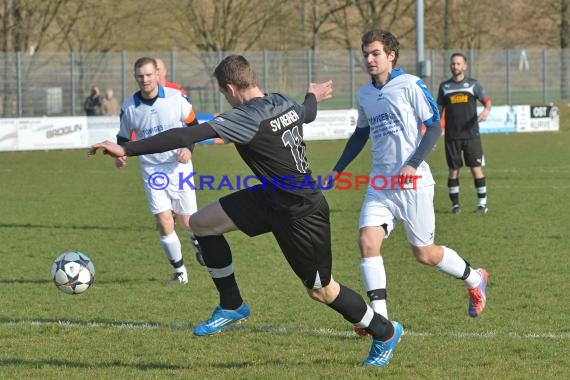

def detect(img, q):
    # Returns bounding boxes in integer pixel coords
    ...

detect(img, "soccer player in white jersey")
[325,30,489,330]
[116,57,202,285]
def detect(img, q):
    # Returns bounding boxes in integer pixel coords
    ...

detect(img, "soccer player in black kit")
[89,55,403,367]
[438,53,492,214]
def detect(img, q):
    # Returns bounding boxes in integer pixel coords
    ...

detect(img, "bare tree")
[303,0,354,51]
[1,0,69,116]
[442,0,451,50]
[162,0,288,110]
[48,0,150,113]
[326,0,416,52]
[170,0,286,52]
[1,0,67,54]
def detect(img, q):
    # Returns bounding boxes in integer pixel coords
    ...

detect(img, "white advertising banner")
[17,117,89,151]
[0,118,19,151]
[303,109,357,141]
[477,105,518,134]
[517,105,560,132]
[0,106,561,154]
[86,116,120,146]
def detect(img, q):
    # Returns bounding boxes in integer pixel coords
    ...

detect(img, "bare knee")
[411,244,443,266]
[177,215,191,231]
[359,226,385,258]
[189,214,208,235]
[306,279,340,304]
[156,212,175,236]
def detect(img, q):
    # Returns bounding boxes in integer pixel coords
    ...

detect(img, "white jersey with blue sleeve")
[356,68,439,188]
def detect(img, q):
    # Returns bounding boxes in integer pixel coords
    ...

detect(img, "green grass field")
[1,111,569,379]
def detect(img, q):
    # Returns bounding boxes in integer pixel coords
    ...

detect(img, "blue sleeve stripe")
[416,79,440,126]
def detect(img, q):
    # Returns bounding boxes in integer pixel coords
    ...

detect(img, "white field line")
[3,319,570,340]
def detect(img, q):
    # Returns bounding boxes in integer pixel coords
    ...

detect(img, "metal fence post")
[70,51,76,116]
[349,49,354,109]
[543,48,548,104]
[263,50,269,92]
[121,51,126,104]
[468,49,474,78]
[171,50,176,83]
[216,51,223,112]
[307,49,312,84]
[506,49,511,105]
[16,51,22,117]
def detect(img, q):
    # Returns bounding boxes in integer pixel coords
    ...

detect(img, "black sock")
[196,235,243,310]
[448,178,459,205]
[170,258,184,269]
[474,177,487,204]
[327,284,393,341]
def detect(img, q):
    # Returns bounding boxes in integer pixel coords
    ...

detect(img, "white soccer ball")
[51,251,95,294]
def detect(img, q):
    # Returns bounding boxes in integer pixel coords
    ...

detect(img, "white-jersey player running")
[116,56,203,285]
[326,29,489,331]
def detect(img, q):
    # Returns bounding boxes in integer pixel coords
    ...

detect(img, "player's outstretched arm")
[90,123,218,158]
[307,80,333,103]
[88,141,126,158]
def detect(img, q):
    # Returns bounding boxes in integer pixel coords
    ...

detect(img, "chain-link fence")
[1,48,568,117]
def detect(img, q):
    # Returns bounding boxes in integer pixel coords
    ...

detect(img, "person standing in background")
[155,58,188,95]
[437,53,492,214]
[101,88,120,116]
[84,85,102,116]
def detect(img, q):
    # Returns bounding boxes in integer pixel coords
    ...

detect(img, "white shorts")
[359,186,435,247]
[142,161,198,216]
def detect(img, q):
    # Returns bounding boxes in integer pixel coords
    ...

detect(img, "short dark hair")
[134,57,157,72]
[213,55,257,91]
[450,52,467,63]
[361,29,400,67]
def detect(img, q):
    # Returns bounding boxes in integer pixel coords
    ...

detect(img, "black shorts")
[445,138,484,169]
[219,185,332,289]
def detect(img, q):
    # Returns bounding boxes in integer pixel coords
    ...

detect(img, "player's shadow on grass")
[0,278,161,285]
[0,357,339,370]
[0,222,153,231]
[0,316,356,341]
[0,358,191,371]
[0,316,195,330]
[0,279,51,284]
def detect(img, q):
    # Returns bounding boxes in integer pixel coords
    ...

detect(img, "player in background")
[156,58,188,95]
[116,57,202,285]
[129,58,188,140]
[324,30,489,329]
[90,54,404,367]
[437,53,492,214]
[155,57,204,265]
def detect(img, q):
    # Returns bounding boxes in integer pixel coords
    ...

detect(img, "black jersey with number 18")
[206,93,322,209]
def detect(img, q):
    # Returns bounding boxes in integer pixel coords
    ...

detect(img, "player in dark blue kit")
[89,55,403,367]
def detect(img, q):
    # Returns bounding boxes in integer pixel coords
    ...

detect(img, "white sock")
[436,246,481,288]
[436,246,468,279]
[159,232,183,270]
[464,268,482,289]
[476,187,487,206]
[360,256,388,319]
